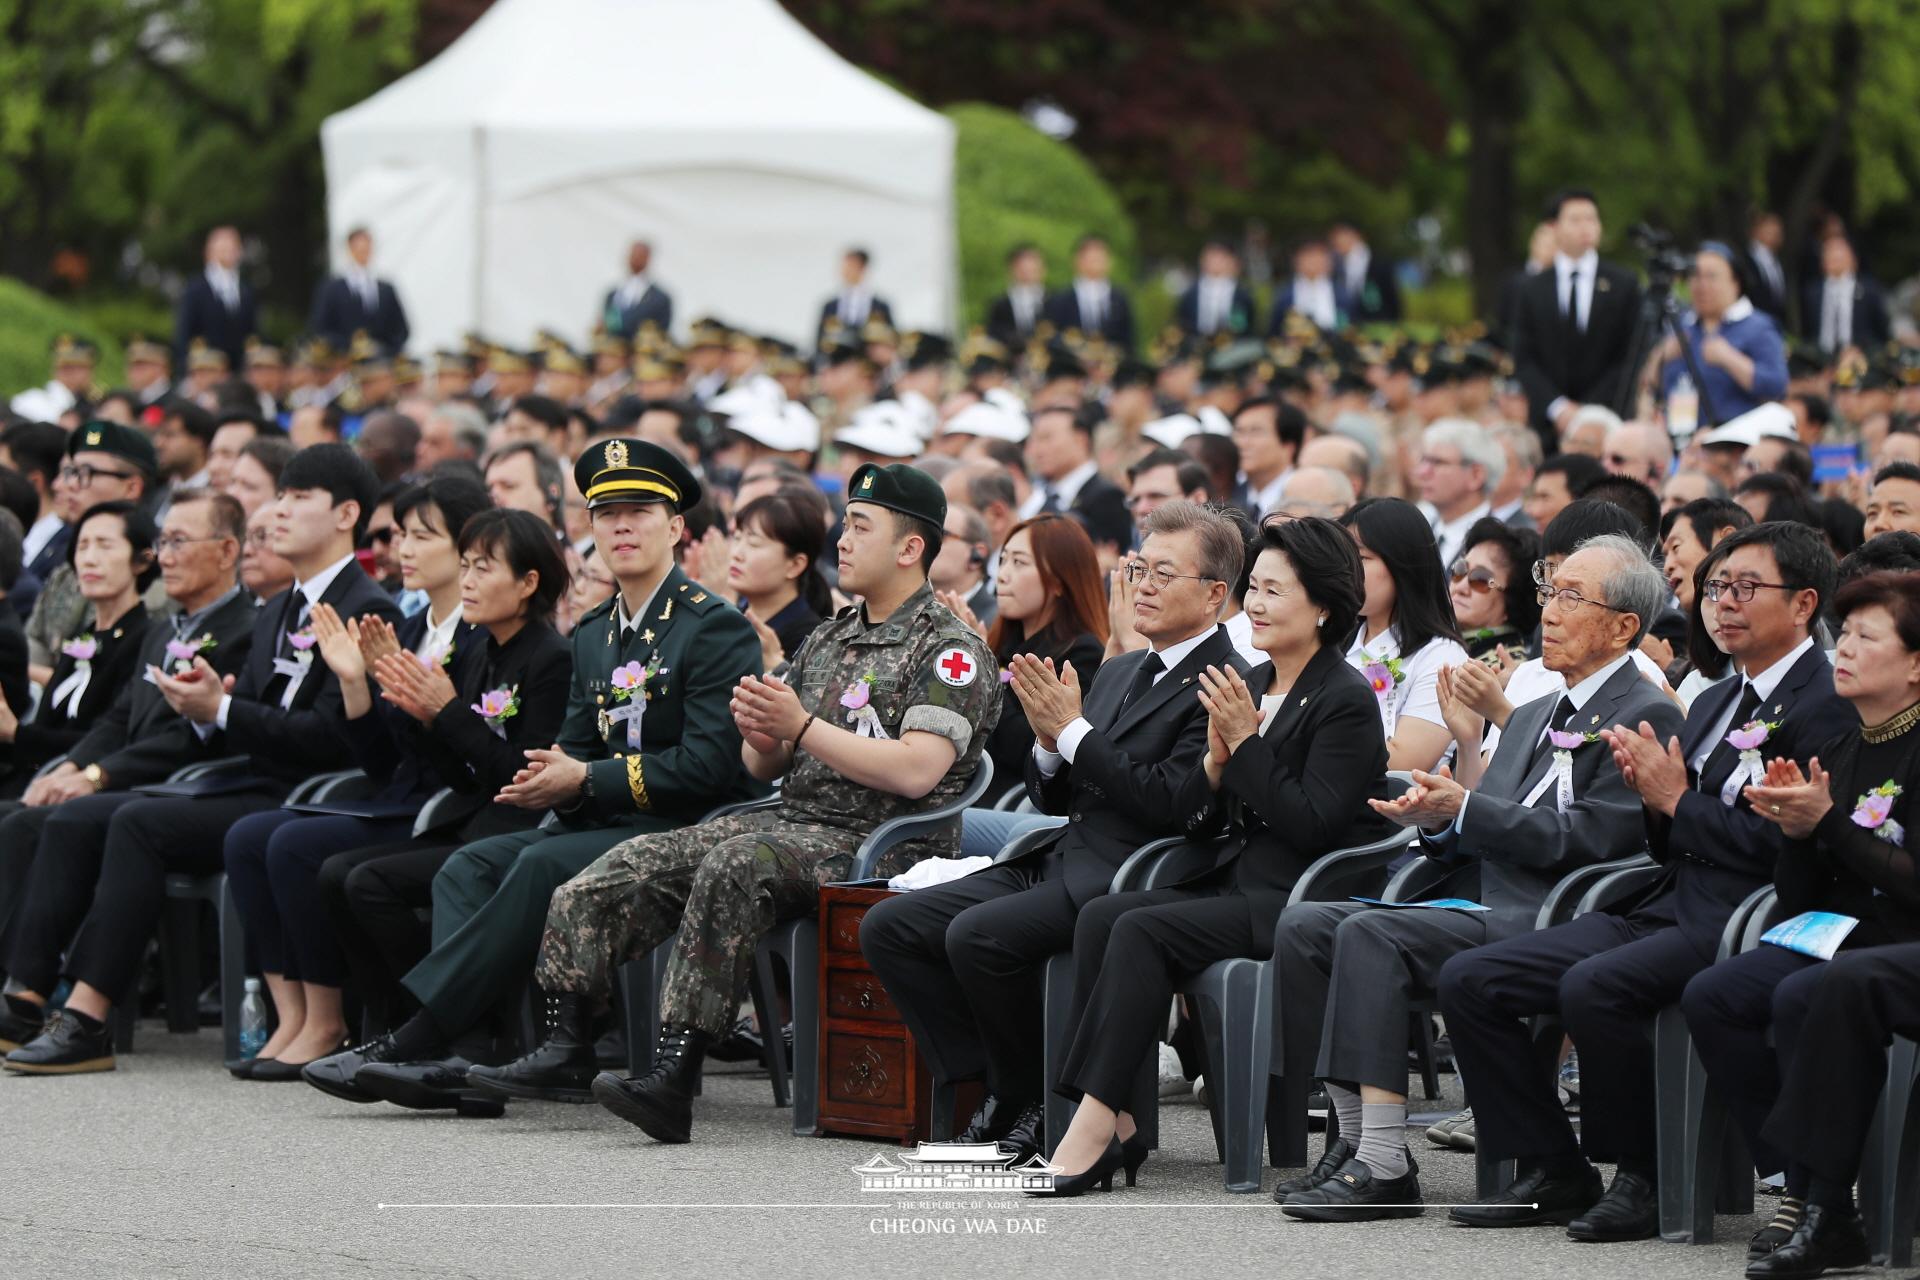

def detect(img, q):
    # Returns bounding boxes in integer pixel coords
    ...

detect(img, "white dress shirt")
[1553,250,1599,332]
[617,272,654,310]
[1197,276,1236,333]
[1343,245,1372,300]
[1019,459,1099,520]
[1073,278,1111,332]
[207,265,241,312]
[22,513,63,565]
[1009,283,1043,334]
[345,267,379,312]
[209,551,357,732]
[1034,623,1219,775]
[1749,242,1784,298]
[1820,275,1856,352]
[417,603,464,663]
[1237,469,1290,522]
[1427,500,1492,568]
[1291,276,1338,330]
[837,287,872,328]
[1457,650,1635,831]
[1689,636,1818,773]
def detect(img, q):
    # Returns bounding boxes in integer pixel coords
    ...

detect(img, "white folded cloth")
[887,855,993,892]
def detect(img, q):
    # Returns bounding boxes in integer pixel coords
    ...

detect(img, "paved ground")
[1,1022,1894,1279]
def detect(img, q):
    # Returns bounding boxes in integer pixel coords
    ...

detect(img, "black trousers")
[1762,943,1920,1187]
[1437,912,1715,1166]
[0,800,47,968]
[860,860,1079,1100]
[4,790,147,994]
[317,840,456,1033]
[1057,885,1271,1110]
[1680,944,1826,1178]
[1274,900,1488,1094]
[223,810,415,986]
[60,790,282,1005]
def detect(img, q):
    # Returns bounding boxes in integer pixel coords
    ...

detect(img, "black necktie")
[1038,484,1061,515]
[1119,652,1164,713]
[1529,695,1580,771]
[1701,682,1764,787]
[1563,269,1581,336]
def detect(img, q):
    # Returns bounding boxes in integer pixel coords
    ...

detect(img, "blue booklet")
[1761,910,1860,960]
[1351,897,1490,912]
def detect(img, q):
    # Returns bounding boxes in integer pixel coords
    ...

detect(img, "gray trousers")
[1274,900,1488,1095]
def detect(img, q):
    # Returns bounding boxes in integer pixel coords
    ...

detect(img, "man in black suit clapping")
[862,500,1248,1161]
[1510,189,1643,453]
[309,227,410,354]
[1438,522,1852,1241]
[173,225,258,371]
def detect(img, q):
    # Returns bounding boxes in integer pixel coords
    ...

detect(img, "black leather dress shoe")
[1745,1203,1871,1279]
[0,995,45,1052]
[356,1058,507,1117]
[957,1093,1033,1145]
[1273,1136,1355,1202]
[248,1057,317,1082]
[997,1101,1046,1165]
[1448,1162,1603,1228]
[301,1035,406,1103]
[4,1009,114,1074]
[1749,1198,1805,1261]
[1566,1169,1658,1241]
[1280,1153,1423,1221]
[705,1016,765,1064]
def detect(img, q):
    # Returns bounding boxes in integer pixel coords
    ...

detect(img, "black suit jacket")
[217,564,404,788]
[1043,285,1135,351]
[342,618,571,839]
[1420,657,1686,940]
[1624,645,1855,953]
[986,628,1102,793]
[309,276,411,352]
[985,291,1042,350]
[66,589,257,788]
[1339,254,1402,323]
[1018,625,1246,906]
[1800,276,1893,352]
[331,611,473,805]
[14,607,155,776]
[1510,260,1643,443]
[816,295,894,346]
[1742,250,1789,323]
[1174,281,1257,337]
[1169,646,1392,910]
[27,525,69,584]
[0,609,27,739]
[603,284,673,339]
[173,275,259,369]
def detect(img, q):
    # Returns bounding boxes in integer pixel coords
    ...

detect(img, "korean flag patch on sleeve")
[934,646,978,687]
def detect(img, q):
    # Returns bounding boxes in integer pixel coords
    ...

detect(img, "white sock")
[1325,1080,1363,1144]
[1356,1101,1409,1178]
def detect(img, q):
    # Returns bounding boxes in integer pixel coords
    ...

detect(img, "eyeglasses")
[1701,578,1799,604]
[155,534,229,555]
[366,528,396,546]
[1122,561,1219,591]
[1448,559,1503,594]
[58,463,137,487]
[1535,584,1633,615]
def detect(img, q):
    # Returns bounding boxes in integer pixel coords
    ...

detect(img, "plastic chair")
[990,780,1027,811]
[1859,1036,1920,1266]
[1656,884,1777,1243]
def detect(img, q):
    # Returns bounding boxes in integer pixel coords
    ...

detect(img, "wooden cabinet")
[814,884,980,1146]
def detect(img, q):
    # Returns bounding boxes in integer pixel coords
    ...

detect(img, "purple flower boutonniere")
[165,632,216,674]
[471,684,521,738]
[1852,779,1905,846]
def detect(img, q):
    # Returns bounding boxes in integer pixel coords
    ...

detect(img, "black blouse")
[1775,708,1920,948]
[987,626,1103,797]
[14,605,153,774]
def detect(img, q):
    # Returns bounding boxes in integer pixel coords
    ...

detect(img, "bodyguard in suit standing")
[309,226,411,354]
[862,500,1247,1160]
[1330,221,1402,324]
[1802,233,1891,356]
[816,247,893,349]
[173,225,258,371]
[1510,189,1643,452]
[985,243,1048,351]
[1274,535,1682,1220]
[1175,240,1256,339]
[1043,234,1135,352]
[1437,521,1852,1239]
[601,239,673,340]
[0,446,399,1074]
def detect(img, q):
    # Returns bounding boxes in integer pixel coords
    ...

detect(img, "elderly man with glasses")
[1436,521,1852,1242]
[1273,533,1683,1221]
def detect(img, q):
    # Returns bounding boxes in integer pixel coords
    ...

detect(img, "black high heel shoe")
[1119,1133,1149,1186]
[1028,1138,1124,1198]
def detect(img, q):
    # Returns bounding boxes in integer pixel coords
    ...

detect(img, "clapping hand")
[495,745,588,809]
[1008,653,1082,749]
[1197,664,1262,754]
[1600,720,1689,816]
[1448,656,1512,726]
[1436,664,1486,750]
[742,605,786,672]
[149,656,231,724]
[356,614,404,671]
[310,603,364,683]
[373,650,458,723]
[731,673,808,744]
[1744,756,1834,840]
[1105,561,1145,657]
[1368,765,1466,830]
[936,589,987,639]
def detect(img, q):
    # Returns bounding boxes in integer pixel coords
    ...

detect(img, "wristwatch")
[579,764,595,800]
[82,763,105,789]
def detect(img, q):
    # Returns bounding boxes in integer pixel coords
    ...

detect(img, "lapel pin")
[1773,704,1781,714]
[1299,695,1309,706]
[1589,714,1599,725]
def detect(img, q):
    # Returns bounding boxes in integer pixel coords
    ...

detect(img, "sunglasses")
[1448,558,1502,594]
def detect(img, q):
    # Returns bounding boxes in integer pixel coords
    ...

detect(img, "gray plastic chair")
[1859,1036,1920,1266]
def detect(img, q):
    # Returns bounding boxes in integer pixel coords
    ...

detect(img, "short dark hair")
[483,441,562,524]
[69,499,160,591]
[166,489,247,544]
[1260,515,1364,645]
[0,510,21,593]
[1545,186,1599,220]
[1032,404,1088,441]
[1338,498,1461,654]
[735,492,832,617]
[240,435,296,486]
[394,476,493,546]
[1662,497,1752,555]
[1574,474,1660,548]
[1758,438,1815,487]
[0,420,65,488]
[1230,397,1308,451]
[888,509,943,573]
[1072,233,1107,254]
[1873,461,1920,488]
[457,507,570,625]
[1126,447,1213,501]
[1712,520,1839,621]
[1542,498,1646,560]
[1734,472,1819,527]
[1461,516,1544,636]
[1005,242,1040,266]
[511,394,567,433]
[1819,496,1867,558]
[1841,531,1920,582]
[278,443,381,543]
[164,397,217,447]
[1834,571,1920,655]
[1788,391,1832,428]
[845,247,872,267]
[1537,451,1607,496]
[0,467,36,535]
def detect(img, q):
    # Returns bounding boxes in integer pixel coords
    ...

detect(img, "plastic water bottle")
[237,978,269,1060]
[1668,372,1698,440]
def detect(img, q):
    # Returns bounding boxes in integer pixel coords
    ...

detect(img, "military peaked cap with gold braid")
[571,436,701,513]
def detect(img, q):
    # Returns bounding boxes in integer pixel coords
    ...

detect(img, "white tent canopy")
[320,0,955,354]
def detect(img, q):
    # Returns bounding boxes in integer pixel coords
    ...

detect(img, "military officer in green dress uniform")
[463,462,1000,1142]
[303,438,763,1112]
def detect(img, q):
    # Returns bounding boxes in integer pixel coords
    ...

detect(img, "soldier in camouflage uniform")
[469,462,999,1143]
